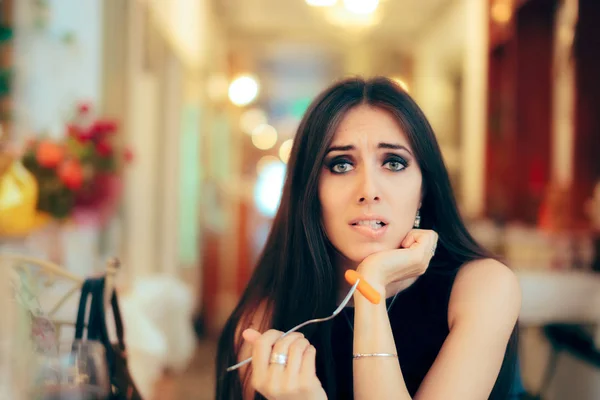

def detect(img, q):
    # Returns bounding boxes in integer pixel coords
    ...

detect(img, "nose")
[357,167,380,204]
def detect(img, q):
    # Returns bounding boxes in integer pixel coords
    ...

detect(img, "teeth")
[357,220,384,229]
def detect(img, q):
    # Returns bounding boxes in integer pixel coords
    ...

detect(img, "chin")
[339,242,394,265]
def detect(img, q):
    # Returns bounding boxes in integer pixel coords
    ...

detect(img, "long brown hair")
[215,76,517,399]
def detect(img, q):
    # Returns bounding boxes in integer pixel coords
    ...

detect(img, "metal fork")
[226,279,360,372]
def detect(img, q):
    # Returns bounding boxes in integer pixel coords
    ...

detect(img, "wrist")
[354,266,386,299]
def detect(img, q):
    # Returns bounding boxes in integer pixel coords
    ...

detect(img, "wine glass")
[31,340,110,400]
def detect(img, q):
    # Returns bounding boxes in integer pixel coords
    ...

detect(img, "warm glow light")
[279,139,294,164]
[251,124,278,150]
[343,0,379,15]
[324,4,381,28]
[240,108,267,135]
[491,1,512,24]
[306,0,337,6]
[256,155,281,175]
[229,75,259,106]
[391,77,410,92]
[254,161,286,218]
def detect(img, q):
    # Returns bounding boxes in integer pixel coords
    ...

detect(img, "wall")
[146,0,209,69]
[108,0,211,282]
[13,0,103,140]
[411,0,488,218]
[113,1,234,329]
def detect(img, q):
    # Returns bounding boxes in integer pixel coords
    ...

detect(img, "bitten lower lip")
[350,223,389,239]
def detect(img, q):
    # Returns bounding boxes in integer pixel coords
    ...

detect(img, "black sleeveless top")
[330,267,460,399]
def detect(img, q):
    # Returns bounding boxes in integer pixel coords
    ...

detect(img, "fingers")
[402,229,429,249]
[402,229,438,268]
[401,232,417,248]
[299,344,318,379]
[258,332,304,396]
[242,328,262,343]
[269,332,305,385]
[408,230,437,250]
[247,330,321,399]
[249,329,283,389]
[285,336,311,375]
[271,332,304,361]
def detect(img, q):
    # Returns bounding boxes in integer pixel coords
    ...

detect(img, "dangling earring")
[414,209,421,228]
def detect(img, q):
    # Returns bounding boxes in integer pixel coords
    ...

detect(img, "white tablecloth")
[518,270,600,346]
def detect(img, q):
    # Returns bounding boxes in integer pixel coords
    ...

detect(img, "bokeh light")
[251,124,278,150]
[256,155,281,175]
[240,108,268,135]
[279,139,294,164]
[343,0,379,15]
[229,75,259,106]
[254,161,286,218]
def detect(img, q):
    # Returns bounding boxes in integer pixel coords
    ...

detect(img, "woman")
[216,77,521,399]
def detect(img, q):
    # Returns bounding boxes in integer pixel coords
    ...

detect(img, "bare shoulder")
[448,258,521,331]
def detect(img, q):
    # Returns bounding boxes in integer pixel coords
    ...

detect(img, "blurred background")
[1,0,599,399]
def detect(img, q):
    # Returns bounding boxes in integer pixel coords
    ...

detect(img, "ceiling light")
[229,75,259,106]
[343,0,379,15]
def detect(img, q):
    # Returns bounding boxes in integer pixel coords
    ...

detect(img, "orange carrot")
[344,270,381,304]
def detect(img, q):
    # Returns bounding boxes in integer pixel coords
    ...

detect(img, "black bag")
[75,277,143,400]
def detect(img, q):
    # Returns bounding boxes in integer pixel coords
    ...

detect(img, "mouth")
[349,217,389,238]
[350,220,387,229]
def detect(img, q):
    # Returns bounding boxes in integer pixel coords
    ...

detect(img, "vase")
[0,161,39,237]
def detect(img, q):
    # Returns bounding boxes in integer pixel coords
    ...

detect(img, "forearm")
[352,281,411,400]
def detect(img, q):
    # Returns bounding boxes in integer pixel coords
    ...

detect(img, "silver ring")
[269,352,288,366]
[431,241,437,257]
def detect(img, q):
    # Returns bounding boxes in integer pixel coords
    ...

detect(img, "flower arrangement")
[21,102,132,220]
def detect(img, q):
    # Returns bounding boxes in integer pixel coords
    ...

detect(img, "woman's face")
[318,105,423,267]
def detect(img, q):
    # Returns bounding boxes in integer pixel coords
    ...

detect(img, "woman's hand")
[243,328,327,400]
[356,229,438,292]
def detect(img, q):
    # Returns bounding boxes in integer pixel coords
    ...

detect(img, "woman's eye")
[384,159,407,171]
[331,162,354,174]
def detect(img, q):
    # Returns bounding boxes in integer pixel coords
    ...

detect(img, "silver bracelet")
[353,353,398,359]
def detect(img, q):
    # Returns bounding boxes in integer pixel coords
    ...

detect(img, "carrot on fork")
[344,270,381,305]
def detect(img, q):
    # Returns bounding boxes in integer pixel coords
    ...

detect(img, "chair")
[0,253,120,399]
[1,253,119,342]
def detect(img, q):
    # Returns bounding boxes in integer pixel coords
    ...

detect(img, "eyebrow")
[326,143,413,155]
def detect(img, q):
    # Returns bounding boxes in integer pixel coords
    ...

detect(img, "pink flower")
[89,120,118,138]
[78,102,91,114]
[96,140,113,157]
[102,120,118,133]
[67,124,92,143]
